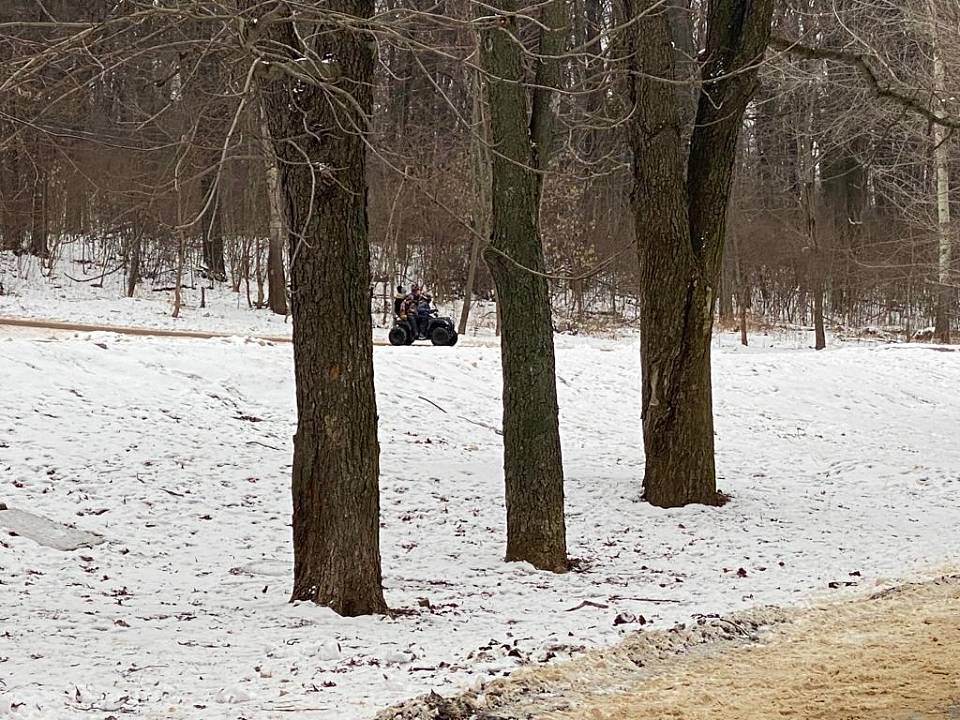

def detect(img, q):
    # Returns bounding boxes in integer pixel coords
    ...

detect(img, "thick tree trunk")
[257,1,386,616]
[623,0,774,507]
[478,0,567,571]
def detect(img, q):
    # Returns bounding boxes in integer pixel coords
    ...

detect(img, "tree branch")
[769,35,960,130]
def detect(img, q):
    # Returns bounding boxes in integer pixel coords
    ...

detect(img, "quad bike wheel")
[388,326,408,346]
[430,326,452,346]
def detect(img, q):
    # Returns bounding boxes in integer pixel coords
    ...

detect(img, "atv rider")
[402,284,424,339]
[415,292,437,335]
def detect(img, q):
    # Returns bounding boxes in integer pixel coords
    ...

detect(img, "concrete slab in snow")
[0,507,105,550]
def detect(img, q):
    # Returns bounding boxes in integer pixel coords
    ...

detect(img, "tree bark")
[172,145,187,320]
[478,0,567,571]
[29,141,48,259]
[719,248,735,325]
[459,233,482,336]
[199,172,226,282]
[256,1,386,615]
[127,215,142,298]
[623,0,774,507]
[458,63,489,337]
[260,104,288,316]
[928,0,952,343]
[255,237,265,308]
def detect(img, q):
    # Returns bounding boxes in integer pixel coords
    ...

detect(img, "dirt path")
[0,315,295,342]
[0,315,438,346]
[547,576,960,720]
[381,575,960,720]
[0,315,502,347]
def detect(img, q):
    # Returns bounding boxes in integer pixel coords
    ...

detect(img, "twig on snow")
[566,600,610,611]
[457,415,503,436]
[417,395,448,414]
[246,440,284,452]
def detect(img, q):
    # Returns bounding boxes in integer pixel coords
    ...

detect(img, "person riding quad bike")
[401,285,424,339]
[393,285,406,317]
[388,285,458,346]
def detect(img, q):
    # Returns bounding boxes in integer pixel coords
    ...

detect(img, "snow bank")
[380,574,960,720]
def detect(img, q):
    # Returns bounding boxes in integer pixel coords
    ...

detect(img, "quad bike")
[388,310,458,346]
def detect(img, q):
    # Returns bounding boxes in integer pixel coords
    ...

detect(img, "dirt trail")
[381,575,960,720]
[0,315,503,347]
[0,315,448,346]
[0,315,295,342]
[545,576,960,720]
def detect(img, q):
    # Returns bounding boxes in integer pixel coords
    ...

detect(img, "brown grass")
[379,575,960,720]
[547,577,960,720]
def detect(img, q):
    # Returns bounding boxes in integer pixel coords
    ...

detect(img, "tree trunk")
[127,217,142,298]
[243,237,253,308]
[929,0,952,343]
[172,156,187,319]
[719,248,735,325]
[172,230,186,318]
[458,63,489,337]
[478,0,567,571]
[798,82,826,351]
[739,293,749,347]
[30,147,49,259]
[459,234,482,336]
[257,2,386,616]
[623,0,774,507]
[731,232,749,347]
[255,238,265,308]
[813,274,826,349]
[200,172,226,282]
[258,104,288,315]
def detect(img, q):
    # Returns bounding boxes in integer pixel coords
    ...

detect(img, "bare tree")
[477,0,568,571]
[620,0,775,507]
[253,2,387,615]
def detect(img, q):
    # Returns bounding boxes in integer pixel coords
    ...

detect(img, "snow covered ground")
[2,310,960,718]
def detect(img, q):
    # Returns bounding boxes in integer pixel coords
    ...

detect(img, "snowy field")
[2,309,960,718]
